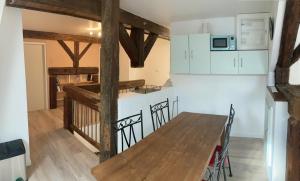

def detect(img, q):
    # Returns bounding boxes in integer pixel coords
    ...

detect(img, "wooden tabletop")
[92,112,228,181]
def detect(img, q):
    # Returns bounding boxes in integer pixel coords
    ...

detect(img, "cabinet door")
[211,51,238,74]
[171,35,189,74]
[238,50,268,74]
[189,34,210,74]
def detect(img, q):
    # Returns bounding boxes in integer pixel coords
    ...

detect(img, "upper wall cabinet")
[189,34,211,74]
[237,13,270,50]
[171,35,190,74]
[171,34,210,74]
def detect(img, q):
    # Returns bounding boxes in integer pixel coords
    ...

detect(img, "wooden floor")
[27,109,267,181]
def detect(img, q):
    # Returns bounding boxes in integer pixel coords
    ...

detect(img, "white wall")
[269,0,286,86]
[172,75,267,138]
[118,88,176,152]
[171,17,235,36]
[124,37,170,86]
[171,17,268,138]
[0,7,30,164]
[289,25,300,85]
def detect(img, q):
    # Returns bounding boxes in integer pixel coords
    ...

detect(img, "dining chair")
[225,104,235,177]
[208,104,235,178]
[149,98,170,131]
[112,110,144,153]
[206,122,232,181]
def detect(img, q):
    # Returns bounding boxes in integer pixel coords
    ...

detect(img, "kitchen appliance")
[210,35,236,51]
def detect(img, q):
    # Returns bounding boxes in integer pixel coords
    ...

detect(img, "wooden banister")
[63,79,146,151]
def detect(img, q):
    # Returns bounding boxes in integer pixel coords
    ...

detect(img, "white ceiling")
[120,0,274,26]
[22,0,274,36]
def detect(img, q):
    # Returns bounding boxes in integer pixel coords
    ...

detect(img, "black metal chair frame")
[225,104,235,177]
[113,110,144,153]
[149,98,170,131]
[207,122,232,181]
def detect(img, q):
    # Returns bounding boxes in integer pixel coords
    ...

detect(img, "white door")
[189,34,211,74]
[171,35,190,74]
[24,43,47,111]
[211,51,238,74]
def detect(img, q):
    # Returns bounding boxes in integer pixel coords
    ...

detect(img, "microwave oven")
[211,35,236,51]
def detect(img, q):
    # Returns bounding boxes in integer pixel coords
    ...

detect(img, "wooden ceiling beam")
[57,40,74,62]
[275,0,300,85]
[119,24,138,64]
[131,27,145,67]
[291,44,300,66]
[7,0,170,39]
[79,43,93,60]
[73,41,80,68]
[144,33,158,60]
[119,24,158,67]
[23,30,100,43]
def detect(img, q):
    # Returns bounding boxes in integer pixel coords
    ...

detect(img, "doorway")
[24,43,48,111]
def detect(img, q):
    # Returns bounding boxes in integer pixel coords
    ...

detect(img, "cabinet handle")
[185,50,187,60]
[241,58,243,67]
[234,58,236,67]
[191,50,194,59]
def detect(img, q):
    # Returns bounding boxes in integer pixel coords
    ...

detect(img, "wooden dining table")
[92,112,228,181]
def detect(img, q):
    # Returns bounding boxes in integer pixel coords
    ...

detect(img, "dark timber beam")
[290,44,300,66]
[131,27,145,67]
[99,0,119,162]
[23,30,100,43]
[119,24,158,67]
[57,40,93,68]
[57,40,74,62]
[275,0,300,84]
[7,0,170,39]
[144,33,159,59]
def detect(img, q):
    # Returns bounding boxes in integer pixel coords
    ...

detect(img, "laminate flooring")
[27,109,267,181]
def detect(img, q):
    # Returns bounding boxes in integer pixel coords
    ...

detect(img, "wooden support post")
[49,75,57,109]
[130,27,144,67]
[275,0,300,85]
[63,95,73,133]
[99,0,119,162]
[119,24,158,68]
[282,86,300,181]
[74,41,80,68]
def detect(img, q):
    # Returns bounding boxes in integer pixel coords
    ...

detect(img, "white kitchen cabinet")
[171,35,190,74]
[210,50,268,75]
[211,51,238,74]
[189,34,210,74]
[239,50,269,74]
[171,34,210,74]
[237,13,270,50]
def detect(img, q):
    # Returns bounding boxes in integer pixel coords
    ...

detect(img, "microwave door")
[213,38,228,50]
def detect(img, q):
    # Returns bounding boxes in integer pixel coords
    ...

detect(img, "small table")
[92,112,227,181]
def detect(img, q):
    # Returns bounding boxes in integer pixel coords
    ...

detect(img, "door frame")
[24,42,49,110]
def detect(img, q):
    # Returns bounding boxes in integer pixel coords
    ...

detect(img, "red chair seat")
[209,145,222,166]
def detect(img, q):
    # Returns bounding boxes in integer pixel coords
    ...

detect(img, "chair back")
[113,110,143,153]
[214,123,231,181]
[149,98,170,131]
[228,104,235,125]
